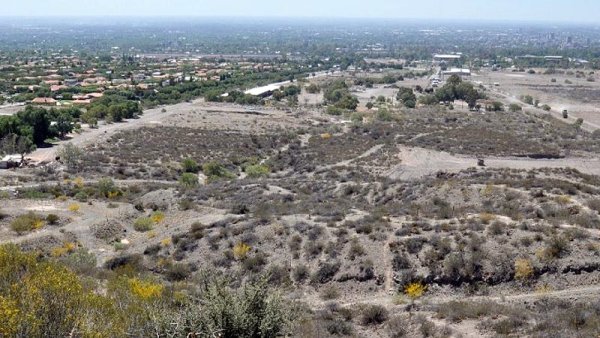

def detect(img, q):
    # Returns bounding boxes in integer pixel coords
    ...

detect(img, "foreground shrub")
[514,258,534,282]
[133,217,154,232]
[233,242,251,260]
[181,158,199,173]
[405,282,426,300]
[361,305,389,326]
[245,164,270,178]
[10,212,44,234]
[0,245,290,337]
[202,161,235,182]
[0,244,125,337]
[179,172,199,188]
[194,276,289,337]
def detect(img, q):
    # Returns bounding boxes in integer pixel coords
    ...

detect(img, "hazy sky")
[3,0,598,23]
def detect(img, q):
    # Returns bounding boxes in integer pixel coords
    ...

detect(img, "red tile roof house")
[31,97,57,106]
[51,85,68,92]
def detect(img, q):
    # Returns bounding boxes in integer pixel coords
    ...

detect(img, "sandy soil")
[386,145,600,180]
[476,69,600,131]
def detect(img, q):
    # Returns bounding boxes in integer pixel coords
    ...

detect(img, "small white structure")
[441,68,471,80]
[244,80,290,97]
[434,54,462,61]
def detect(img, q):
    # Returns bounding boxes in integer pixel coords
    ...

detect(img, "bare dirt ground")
[476,69,600,131]
[387,145,600,180]
[27,99,315,164]
[0,103,25,116]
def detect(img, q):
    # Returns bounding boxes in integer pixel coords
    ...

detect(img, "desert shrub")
[242,252,267,273]
[404,237,426,254]
[233,242,251,260]
[150,211,165,223]
[311,261,341,284]
[164,263,193,282]
[92,221,125,241]
[348,239,365,260]
[436,301,503,323]
[245,164,270,178]
[491,315,527,335]
[202,161,235,182]
[304,241,324,258]
[96,177,117,198]
[46,214,60,225]
[392,253,411,271]
[181,158,199,173]
[56,248,97,275]
[0,244,125,337]
[514,258,534,282]
[179,173,199,188]
[324,319,353,335]
[57,143,84,171]
[544,235,570,258]
[10,212,44,234]
[320,285,341,300]
[68,203,80,213]
[509,103,522,112]
[588,198,600,213]
[266,264,290,286]
[386,315,408,338]
[0,245,289,337]
[531,299,600,337]
[405,282,426,300]
[189,222,205,240]
[179,198,195,210]
[288,234,302,252]
[292,264,310,283]
[306,83,320,93]
[194,276,289,337]
[103,254,144,272]
[488,221,506,236]
[133,217,154,232]
[361,305,389,326]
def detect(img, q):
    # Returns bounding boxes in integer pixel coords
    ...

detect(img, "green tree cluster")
[324,81,359,111]
[396,87,416,108]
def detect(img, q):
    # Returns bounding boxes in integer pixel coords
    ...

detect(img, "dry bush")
[10,212,44,234]
[360,305,389,326]
[133,217,154,232]
[514,258,534,282]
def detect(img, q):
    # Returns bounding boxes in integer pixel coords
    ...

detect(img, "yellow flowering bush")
[151,211,165,224]
[405,282,426,300]
[129,278,164,300]
[68,203,81,213]
[0,296,19,336]
[233,242,251,260]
